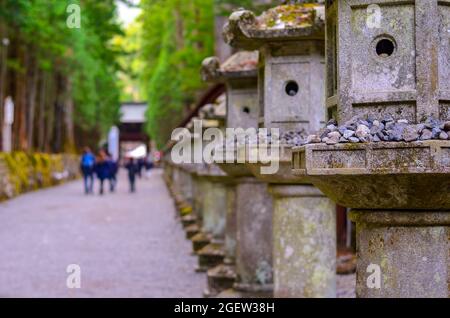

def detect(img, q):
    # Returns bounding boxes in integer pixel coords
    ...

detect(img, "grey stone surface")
[295,0,450,297]
[224,4,326,135]
[270,184,336,298]
[0,170,205,298]
[326,0,449,124]
[224,3,339,298]
[293,140,450,209]
[235,178,273,292]
[351,211,450,298]
[201,51,260,133]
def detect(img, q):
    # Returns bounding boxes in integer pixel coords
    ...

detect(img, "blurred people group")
[80,147,151,195]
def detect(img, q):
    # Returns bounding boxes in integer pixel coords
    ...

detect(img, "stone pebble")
[222,117,450,147]
[304,116,450,146]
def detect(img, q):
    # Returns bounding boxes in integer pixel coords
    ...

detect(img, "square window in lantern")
[228,91,259,130]
[268,61,310,123]
[350,4,416,93]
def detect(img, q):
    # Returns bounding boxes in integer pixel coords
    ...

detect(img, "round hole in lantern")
[242,106,250,114]
[376,38,395,57]
[285,81,299,97]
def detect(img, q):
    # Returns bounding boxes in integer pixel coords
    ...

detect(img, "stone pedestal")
[293,141,450,297]
[270,184,336,298]
[351,211,449,298]
[201,51,262,297]
[204,183,238,297]
[233,177,273,296]
[195,177,228,272]
[243,144,337,298]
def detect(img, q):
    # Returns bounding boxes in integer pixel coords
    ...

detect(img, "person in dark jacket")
[95,149,111,195]
[105,153,118,193]
[125,157,138,193]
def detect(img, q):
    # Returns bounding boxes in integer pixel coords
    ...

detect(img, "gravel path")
[0,169,205,298]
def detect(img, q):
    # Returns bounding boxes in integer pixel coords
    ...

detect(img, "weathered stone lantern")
[202,51,274,297]
[186,100,232,273]
[224,3,338,298]
[292,0,450,297]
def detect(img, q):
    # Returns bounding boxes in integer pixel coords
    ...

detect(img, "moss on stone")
[257,4,319,30]
[0,152,80,202]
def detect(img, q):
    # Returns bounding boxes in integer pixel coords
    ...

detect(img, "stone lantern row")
[164,0,449,298]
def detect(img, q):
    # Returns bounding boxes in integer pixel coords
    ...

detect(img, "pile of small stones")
[278,129,308,146]
[305,116,450,145]
[235,129,308,146]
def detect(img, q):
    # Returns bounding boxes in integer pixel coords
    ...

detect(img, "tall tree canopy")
[139,0,275,148]
[0,0,123,152]
[140,0,215,148]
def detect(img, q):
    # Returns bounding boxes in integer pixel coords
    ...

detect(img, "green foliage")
[0,152,78,200]
[114,20,146,102]
[0,0,122,138]
[140,0,215,148]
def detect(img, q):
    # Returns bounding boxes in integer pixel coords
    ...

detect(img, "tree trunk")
[44,73,56,153]
[64,77,75,152]
[37,70,47,152]
[0,24,8,146]
[26,50,38,151]
[53,72,65,153]
[14,42,28,151]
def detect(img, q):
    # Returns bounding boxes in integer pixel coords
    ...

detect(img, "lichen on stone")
[256,4,323,30]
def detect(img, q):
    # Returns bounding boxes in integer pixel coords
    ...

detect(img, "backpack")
[81,154,95,168]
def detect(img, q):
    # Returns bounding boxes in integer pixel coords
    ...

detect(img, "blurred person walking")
[125,157,138,193]
[95,149,111,195]
[106,153,118,193]
[80,147,96,194]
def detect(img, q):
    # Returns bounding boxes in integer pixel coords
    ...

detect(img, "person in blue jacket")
[95,149,111,195]
[80,147,96,194]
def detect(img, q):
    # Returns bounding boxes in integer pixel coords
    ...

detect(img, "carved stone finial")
[200,56,221,82]
[222,10,257,47]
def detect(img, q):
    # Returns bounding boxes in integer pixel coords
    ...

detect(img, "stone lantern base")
[351,210,449,298]
[293,140,450,297]
[185,224,200,240]
[203,263,237,298]
[244,144,337,297]
[181,214,197,228]
[214,160,275,297]
[270,184,336,298]
[191,231,211,253]
[196,242,226,272]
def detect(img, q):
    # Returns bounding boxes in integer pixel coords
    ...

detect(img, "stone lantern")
[224,3,338,298]
[202,51,274,297]
[292,0,450,297]
[185,99,233,273]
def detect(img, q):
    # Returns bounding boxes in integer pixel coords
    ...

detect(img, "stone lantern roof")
[201,51,259,83]
[197,93,226,124]
[223,3,325,50]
